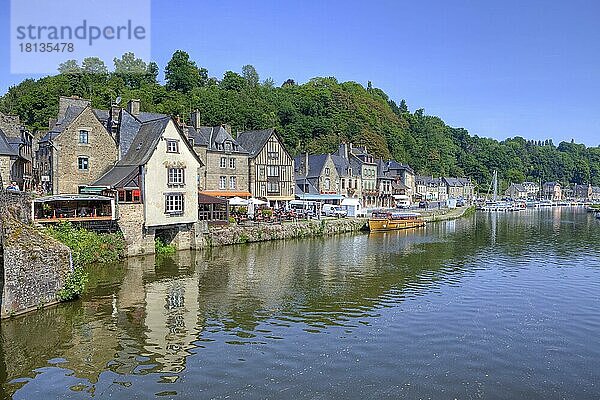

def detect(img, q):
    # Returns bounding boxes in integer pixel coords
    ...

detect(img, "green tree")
[242,64,260,87]
[58,59,81,74]
[165,50,203,93]
[82,57,108,74]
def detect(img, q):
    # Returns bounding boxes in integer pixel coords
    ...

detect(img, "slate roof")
[416,176,443,186]
[386,160,414,174]
[458,177,472,186]
[0,129,19,157]
[330,154,350,177]
[294,154,329,178]
[93,165,139,188]
[543,181,561,188]
[236,129,276,158]
[508,183,526,192]
[119,117,171,166]
[295,177,320,195]
[194,126,248,154]
[187,125,208,146]
[93,109,109,123]
[443,177,463,187]
[41,105,86,141]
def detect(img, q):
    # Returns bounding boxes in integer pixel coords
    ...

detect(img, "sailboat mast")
[493,170,498,202]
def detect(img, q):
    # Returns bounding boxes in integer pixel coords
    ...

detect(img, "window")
[342,179,346,190]
[348,168,352,176]
[220,157,227,168]
[267,181,280,193]
[167,140,179,153]
[268,151,279,159]
[229,158,236,169]
[79,130,89,144]
[219,176,226,189]
[267,166,279,177]
[118,189,141,203]
[165,193,184,215]
[325,167,330,175]
[224,141,233,153]
[229,176,236,189]
[168,168,185,186]
[78,157,89,170]
[189,138,194,146]
[324,178,331,191]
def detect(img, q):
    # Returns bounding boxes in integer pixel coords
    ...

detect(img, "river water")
[1,208,600,399]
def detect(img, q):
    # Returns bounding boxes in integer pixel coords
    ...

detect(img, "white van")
[322,204,347,218]
[341,198,367,217]
[394,195,411,209]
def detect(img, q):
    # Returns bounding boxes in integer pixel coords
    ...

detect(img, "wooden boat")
[368,211,425,231]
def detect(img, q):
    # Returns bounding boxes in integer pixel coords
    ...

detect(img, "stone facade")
[1,191,72,318]
[0,156,11,187]
[202,152,249,193]
[117,203,155,256]
[49,106,118,194]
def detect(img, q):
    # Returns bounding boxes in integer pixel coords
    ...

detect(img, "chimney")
[338,143,349,160]
[127,99,140,116]
[108,104,122,138]
[190,110,201,129]
[223,124,232,134]
[304,152,309,176]
[48,117,57,128]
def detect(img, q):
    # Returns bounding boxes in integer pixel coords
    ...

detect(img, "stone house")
[591,186,600,201]
[505,183,527,199]
[92,116,203,255]
[333,144,362,200]
[349,146,378,208]
[522,182,540,199]
[376,162,394,208]
[294,153,341,197]
[458,177,475,201]
[185,113,250,198]
[443,177,464,199]
[542,182,562,201]
[574,184,592,200]
[383,160,416,199]
[415,176,447,201]
[0,113,33,191]
[236,129,295,207]
[0,131,20,188]
[38,96,118,194]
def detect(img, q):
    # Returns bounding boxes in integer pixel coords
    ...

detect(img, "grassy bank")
[44,222,125,301]
[422,205,475,223]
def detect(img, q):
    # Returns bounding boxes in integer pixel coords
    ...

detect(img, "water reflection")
[1,208,600,399]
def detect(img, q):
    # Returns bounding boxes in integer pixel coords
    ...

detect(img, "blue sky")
[1,0,600,146]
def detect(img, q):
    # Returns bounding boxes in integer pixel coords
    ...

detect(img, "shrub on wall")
[44,222,125,301]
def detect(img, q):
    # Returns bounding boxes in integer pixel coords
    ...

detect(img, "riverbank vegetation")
[155,238,176,255]
[2,51,599,189]
[44,222,125,301]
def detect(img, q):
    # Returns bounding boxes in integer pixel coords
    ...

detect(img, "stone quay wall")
[197,218,369,248]
[1,191,72,318]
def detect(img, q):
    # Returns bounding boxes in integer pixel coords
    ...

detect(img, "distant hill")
[1,51,599,188]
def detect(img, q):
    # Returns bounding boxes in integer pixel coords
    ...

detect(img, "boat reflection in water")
[368,210,426,231]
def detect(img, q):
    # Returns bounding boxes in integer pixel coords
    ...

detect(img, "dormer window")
[167,140,179,153]
[224,141,232,153]
[189,138,194,146]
